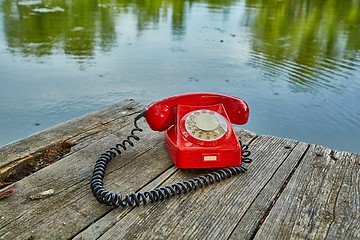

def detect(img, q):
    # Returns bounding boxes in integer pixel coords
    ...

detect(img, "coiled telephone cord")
[90,111,252,207]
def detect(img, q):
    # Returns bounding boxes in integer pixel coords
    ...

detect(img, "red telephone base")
[164,104,242,169]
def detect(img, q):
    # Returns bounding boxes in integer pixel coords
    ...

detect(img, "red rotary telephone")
[91,92,251,207]
[145,92,249,168]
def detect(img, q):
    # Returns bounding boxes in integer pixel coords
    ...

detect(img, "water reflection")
[1,0,360,152]
[2,0,117,58]
[245,0,360,91]
[3,0,359,82]
[2,0,191,58]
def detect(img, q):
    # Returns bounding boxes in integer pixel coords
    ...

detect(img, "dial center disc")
[194,112,219,131]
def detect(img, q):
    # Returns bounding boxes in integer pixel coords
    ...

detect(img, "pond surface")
[0,0,359,153]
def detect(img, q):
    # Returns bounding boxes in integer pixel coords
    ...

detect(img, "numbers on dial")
[185,110,227,141]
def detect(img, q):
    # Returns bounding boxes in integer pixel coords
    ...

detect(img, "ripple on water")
[249,50,359,92]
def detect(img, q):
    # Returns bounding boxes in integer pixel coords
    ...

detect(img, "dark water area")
[0,0,359,153]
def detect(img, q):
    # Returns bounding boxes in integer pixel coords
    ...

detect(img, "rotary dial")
[185,110,228,141]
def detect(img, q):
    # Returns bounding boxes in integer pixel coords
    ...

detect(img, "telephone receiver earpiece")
[144,103,173,132]
[145,92,249,131]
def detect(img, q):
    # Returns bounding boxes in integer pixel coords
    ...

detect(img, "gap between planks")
[248,142,310,239]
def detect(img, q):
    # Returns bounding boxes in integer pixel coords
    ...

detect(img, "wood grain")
[76,136,302,240]
[0,99,143,169]
[229,141,309,240]
[253,145,360,240]
[0,100,358,240]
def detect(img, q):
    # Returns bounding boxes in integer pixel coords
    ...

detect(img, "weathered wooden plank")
[1,100,358,240]
[253,145,360,240]
[0,118,257,239]
[0,127,171,239]
[74,128,256,239]
[228,141,309,240]
[73,135,305,240]
[0,102,167,239]
[0,99,143,169]
[0,100,144,194]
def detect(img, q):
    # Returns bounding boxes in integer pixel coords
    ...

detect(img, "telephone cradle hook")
[90,110,252,207]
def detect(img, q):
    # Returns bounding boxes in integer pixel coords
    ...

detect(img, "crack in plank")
[247,143,310,240]
[0,141,72,189]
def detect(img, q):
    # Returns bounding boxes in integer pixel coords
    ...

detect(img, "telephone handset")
[145,92,249,168]
[91,93,251,207]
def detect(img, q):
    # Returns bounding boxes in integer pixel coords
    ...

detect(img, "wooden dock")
[0,99,359,240]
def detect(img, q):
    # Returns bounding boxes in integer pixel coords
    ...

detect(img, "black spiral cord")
[90,110,252,207]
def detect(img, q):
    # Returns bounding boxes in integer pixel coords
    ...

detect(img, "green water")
[0,0,359,153]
